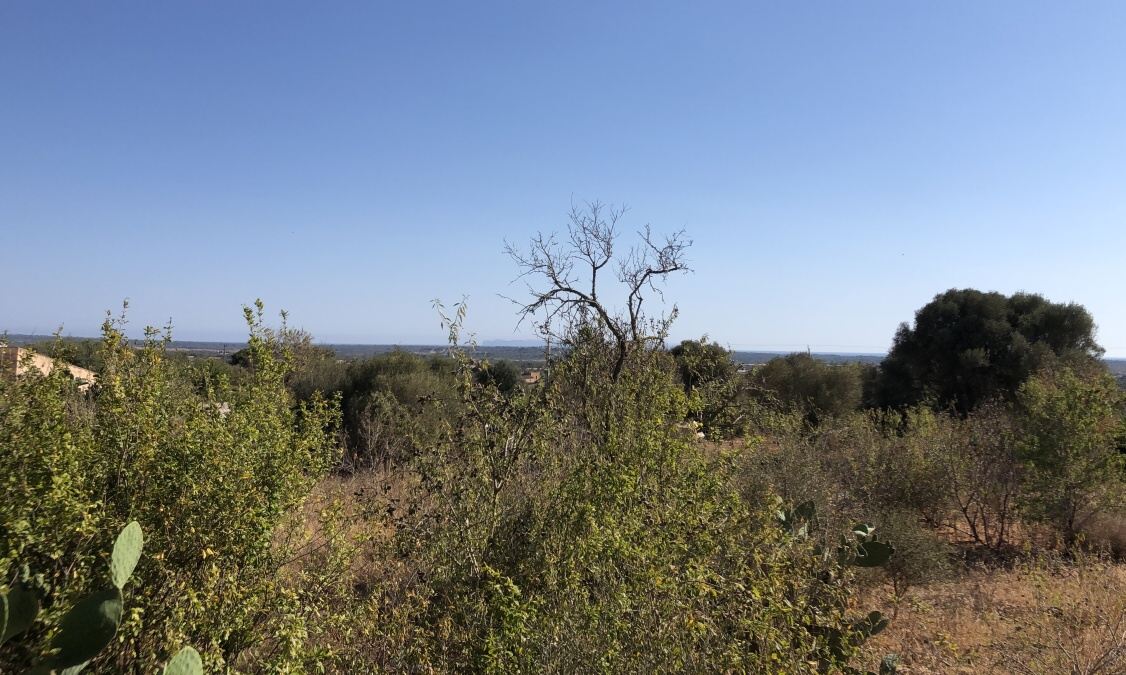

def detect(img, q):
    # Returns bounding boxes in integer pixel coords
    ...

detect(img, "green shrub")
[0,302,340,671]
[749,353,864,425]
[1014,366,1126,546]
[876,510,953,603]
[337,350,458,466]
[359,316,891,672]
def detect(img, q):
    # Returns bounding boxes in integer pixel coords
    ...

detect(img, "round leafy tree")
[874,288,1103,414]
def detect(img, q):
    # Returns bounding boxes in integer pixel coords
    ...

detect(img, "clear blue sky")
[3,2,1124,356]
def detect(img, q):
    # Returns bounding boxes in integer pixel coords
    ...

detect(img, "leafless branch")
[504,201,691,379]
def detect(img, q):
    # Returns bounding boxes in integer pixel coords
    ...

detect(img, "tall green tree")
[873,289,1103,414]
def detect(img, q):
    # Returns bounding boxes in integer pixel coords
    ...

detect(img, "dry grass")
[1084,512,1126,558]
[859,554,1126,674]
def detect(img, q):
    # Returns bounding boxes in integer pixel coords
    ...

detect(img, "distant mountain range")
[4,334,1124,374]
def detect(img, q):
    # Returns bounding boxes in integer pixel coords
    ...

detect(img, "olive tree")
[874,289,1103,415]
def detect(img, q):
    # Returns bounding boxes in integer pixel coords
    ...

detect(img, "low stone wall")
[0,347,97,390]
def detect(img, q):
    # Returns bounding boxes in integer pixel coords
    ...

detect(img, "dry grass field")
[859,547,1126,673]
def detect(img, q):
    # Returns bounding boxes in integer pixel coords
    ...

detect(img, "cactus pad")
[111,521,144,590]
[163,646,204,675]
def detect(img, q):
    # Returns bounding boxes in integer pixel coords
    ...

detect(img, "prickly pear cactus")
[163,646,204,675]
[849,524,895,568]
[20,521,144,673]
[775,500,899,673]
[111,521,143,590]
[46,588,124,671]
[1,582,41,645]
[851,610,889,639]
[880,653,900,674]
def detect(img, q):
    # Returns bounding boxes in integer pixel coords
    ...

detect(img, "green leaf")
[48,588,123,669]
[111,521,143,590]
[851,610,889,639]
[163,646,203,675]
[1,583,40,644]
[854,540,895,568]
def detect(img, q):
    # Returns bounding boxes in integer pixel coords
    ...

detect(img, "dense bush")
[1014,366,1126,545]
[670,337,737,391]
[356,319,892,672]
[742,408,964,594]
[0,303,340,671]
[875,510,953,603]
[246,346,462,470]
[670,338,757,439]
[474,359,521,395]
[336,350,459,468]
[749,353,864,425]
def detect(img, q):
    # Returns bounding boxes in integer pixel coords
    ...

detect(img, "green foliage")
[27,337,104,373]
[351,306,891,672]
[670,337,737,391]
[475,359,521,395]
[876,510,952,599]
[745,407,952,544]
[52,523,141,669]
[671,337,752,438]
[0,301,339,671]
[29,282,1125,670]
[1014,366,1126,545]
[773,500,896,671]
[874,288,1103,415]
[2,522,152,673]
[750,352,863,424]
[335,350,458,467]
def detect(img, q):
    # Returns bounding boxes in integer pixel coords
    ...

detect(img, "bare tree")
[504,201,691,379]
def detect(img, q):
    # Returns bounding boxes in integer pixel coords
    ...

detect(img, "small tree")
[944,402,1022,551]
[669,337,736,392]
[505,201,690,380]
[475,359,521,395]
[670,337,751,438]
[1015,366,1126,546]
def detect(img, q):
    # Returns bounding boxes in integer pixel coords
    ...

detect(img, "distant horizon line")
[2,332,886,355]
[5,332,1126,360]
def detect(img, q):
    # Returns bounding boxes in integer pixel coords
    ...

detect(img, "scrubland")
[3,215,1124,672]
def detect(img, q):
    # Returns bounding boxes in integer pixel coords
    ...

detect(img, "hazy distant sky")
[3,2,1124,355]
